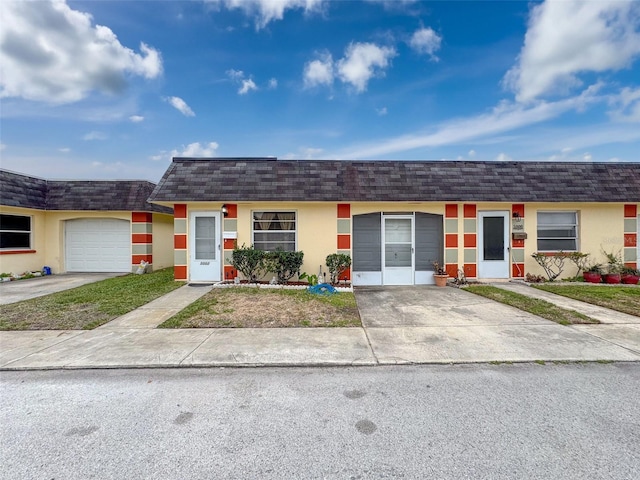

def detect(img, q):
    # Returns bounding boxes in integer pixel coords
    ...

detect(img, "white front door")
[478,211,510,279]
[189,212,221,282]
[383,216,414,285]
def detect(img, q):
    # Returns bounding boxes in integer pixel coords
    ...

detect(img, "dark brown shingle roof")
[149,158,640,203]
[1,170,172,214]
[0,170,48,209]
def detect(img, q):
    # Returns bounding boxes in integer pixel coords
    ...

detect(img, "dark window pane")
[0,214,30,231]
[483,216,504,260]
[538,239,577,251]
[1,232,31,249]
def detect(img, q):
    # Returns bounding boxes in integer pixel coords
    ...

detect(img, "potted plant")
[583,264,602,283]
[621,266,640,285]
[602,249,623,284]
[432,261,449,287]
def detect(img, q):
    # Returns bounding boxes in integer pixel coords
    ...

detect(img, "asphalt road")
[1,364,638,479]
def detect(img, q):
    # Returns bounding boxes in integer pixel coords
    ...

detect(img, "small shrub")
[525,273,546,283]
[326,253,352,284]
[567,252,589,276]
[265,249,304,284]
[299,272,319,285]
[230,244,266,282]
[601,248,623,274]
[531,252,568,281]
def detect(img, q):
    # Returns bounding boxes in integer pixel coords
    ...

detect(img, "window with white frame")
[0,214,32,250]
[537,211,578,251]
[252,211,296,251]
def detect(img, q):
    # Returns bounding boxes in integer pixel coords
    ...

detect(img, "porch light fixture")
[221,204,228,217]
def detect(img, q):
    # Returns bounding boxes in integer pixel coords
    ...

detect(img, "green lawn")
[464,285,599,325]
[0,268,184,330]
[159,287,361,328]
[533,284,640,317]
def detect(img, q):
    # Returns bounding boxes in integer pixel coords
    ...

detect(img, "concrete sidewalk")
[1,283,639,370]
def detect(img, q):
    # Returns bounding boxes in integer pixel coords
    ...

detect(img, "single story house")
[148,158,639,285]
[0,169,174,275]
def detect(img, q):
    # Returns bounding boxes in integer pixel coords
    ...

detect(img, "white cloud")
[608,86,640,122]
[238,79,258,95]
[226,69,245,80]
[206,0,325,29]
[150,141,220,162]
[58,147,71,153]
[408,27,442,60]
[303,52,334,88]
[226,70,259,94]
[337,42,396,93]
[83,131,107,141]
[376,107,388,116]
[175,142,219,157]
[0,0,162,104]
[338,85,604,159]
[583,153,593,162]
[495,153,513,162]
[468,149,476,158]
[268,78,278,89]
[504,0,640,102]
[165,96,195,116]
[0,144,6,151]
[129,115,144,123]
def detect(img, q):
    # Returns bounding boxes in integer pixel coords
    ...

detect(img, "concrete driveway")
[0,273,123,305]
[354,286,640,364]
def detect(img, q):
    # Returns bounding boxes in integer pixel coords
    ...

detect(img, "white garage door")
[65,219,130,272]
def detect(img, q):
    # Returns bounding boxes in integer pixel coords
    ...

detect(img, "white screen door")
[478,211,510,278]
[383,216,414,285]
[189,212,221,282]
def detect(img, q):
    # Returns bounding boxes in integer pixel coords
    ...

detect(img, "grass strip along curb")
[464,285,599,325]
[159,287,361,329]
[0,268,184,331]
[533,284,640,317]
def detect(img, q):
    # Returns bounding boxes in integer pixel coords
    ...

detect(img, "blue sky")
[1,0,639,182]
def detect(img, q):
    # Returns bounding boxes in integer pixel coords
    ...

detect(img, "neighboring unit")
[0,170,174,275]
[148,158,640,285]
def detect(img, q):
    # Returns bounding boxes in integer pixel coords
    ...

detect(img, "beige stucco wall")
[176,200,636,282]
[522,203,628,278]
[237,202,337,279]
[152,213,174,270]
[0,206,47,274]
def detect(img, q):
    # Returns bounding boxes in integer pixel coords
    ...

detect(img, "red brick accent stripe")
[464,234,476,248]
[132,233,152,244]
[224,238,236,250]
[463,204,476,218]
[225,204,238,219]
[174,265,187,281]
[624,204,637,218]
[512,263,525,278]
[463,263,477,278]
[174,204,187,219]
[445,234,458,248]
[337,234,351,249]
[132,254,152,264]
[445,204,458,218]
[445,264,458,277]
[512,204,525,218]
[174,234,187,249]
[337,204,350,219]
[132,212,152,223]
[625,233,637,248]
[224,266,238,280]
